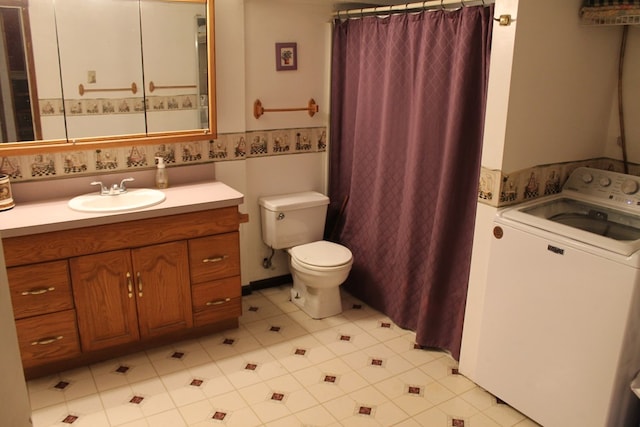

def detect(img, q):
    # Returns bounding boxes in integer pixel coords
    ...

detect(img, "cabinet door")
[71,249,139,352]
[132,241,192,339]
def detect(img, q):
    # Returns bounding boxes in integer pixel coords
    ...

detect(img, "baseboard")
[243,274,293,295]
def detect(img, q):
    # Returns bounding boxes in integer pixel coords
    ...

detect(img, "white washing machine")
[474,167,640,427]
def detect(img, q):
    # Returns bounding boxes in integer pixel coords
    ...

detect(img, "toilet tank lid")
[259,191,329,211]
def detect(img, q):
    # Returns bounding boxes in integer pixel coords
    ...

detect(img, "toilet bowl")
[258,191,354,319]
[287,241,353,319]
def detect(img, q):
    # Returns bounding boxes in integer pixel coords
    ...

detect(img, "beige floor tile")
[28,286,541,427]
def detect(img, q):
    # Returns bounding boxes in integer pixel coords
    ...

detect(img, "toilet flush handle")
[277,213,285,220]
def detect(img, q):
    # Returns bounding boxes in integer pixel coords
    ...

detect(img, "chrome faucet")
[91,177,134,195]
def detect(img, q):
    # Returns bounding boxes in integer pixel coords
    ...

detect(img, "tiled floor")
[28,285,541,427]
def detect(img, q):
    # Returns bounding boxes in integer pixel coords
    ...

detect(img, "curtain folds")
[328,6,493,360]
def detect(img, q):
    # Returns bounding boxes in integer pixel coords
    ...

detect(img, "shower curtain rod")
[333,0,494,18]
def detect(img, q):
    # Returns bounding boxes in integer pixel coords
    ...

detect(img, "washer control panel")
[563,167,640,207]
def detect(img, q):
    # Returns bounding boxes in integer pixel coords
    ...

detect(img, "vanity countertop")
[0,181,244,238]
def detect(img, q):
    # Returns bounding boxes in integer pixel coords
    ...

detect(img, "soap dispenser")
[155,157,169,189]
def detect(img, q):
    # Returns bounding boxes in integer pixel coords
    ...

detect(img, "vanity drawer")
[8,260,73,319]
[15,309,81,368]
[189,232,240,284]
[192,276,242,327]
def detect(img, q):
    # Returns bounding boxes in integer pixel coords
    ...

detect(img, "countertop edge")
[0,182,244,239]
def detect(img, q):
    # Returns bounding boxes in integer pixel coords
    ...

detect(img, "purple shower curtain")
[328,6,493,360]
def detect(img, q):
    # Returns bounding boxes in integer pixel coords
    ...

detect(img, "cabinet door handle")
[126,272,133,298]
[21,287,55,296]
[31,336,63,346]
[137,272,143,297]
[202,255,228,263]
[206,297,231,306]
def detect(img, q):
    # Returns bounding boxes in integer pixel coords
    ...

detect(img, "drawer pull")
[205,298,231,306]
[21,287,56,296]
[126,272,133,298]
[31,335,63,346]
[137,272,143,297]
[202,255,228,263]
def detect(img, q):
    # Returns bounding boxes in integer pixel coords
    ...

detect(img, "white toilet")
[259,191,353,319]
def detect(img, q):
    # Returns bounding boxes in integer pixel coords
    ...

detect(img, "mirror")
[0,0,215,152]
[55,0,146,140]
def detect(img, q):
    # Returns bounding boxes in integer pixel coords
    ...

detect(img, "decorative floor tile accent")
[380,322,392,328]
[340,335,351,342]
[271,392,285,402]
[407,385,422,396]
[54,381,70,390]
[171,352,185,359]
[270,326,281,332]
[62,415,78,424]
[190,379,204,387]
[129,395,144,404]
[370,358,384,367]
[248,306,259,312]
[223,338,235,345]
[357,405,373,416]
[115,366,130,374]
[294,348,307,356]
[323,375,337,383]
[452,419,465,427]
[245,363,258,371]
[212,411,227,420]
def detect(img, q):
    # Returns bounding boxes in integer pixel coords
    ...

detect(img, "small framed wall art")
[275,42,297,71]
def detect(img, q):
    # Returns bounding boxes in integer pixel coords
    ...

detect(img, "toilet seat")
[289,241,352,269]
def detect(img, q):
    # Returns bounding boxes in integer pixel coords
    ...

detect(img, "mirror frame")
[0,0,216,156]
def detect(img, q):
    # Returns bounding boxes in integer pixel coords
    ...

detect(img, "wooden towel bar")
[79,82,138,96]
[149,81,197,93]
[253,98,319,119]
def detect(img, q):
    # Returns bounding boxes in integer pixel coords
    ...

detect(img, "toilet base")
[290,283,342,319]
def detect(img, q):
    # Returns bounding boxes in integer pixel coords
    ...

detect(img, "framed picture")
[275,42,297,71]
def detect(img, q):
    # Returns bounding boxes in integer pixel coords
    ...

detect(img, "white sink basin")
[68,189,166,213]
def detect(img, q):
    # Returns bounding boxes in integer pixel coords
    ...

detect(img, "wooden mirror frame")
[0,0,216,157]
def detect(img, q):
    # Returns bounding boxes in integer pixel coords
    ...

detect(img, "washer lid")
[290,241,352,267]
[500,196,640,256]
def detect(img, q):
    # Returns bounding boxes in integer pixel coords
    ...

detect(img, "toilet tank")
[258,191,329,249]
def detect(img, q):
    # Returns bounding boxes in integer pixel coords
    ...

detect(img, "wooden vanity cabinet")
[8,260,81,369]
[2,207,243,378]
[71,241,192,352]
[189,233,242,327]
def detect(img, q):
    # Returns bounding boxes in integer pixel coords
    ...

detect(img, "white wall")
[603,27,640,163]
[501,0,620,172]
[216,0,332,285]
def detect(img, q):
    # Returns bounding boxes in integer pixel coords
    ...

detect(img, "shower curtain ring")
[440,0,445,11]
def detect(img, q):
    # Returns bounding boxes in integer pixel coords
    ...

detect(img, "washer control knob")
[599,176,612,187]
[621,179,639,195]
[582,173,593,184]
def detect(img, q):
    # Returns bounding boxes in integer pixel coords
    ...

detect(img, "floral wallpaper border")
[478,157,635,208]
[0,127,327,182]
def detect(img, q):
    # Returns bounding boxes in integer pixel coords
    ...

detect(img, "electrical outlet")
[87,70,96,84]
